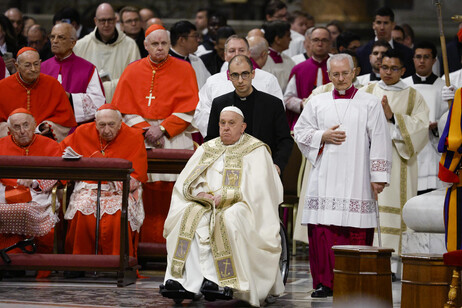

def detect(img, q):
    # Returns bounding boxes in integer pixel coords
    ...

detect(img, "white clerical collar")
[378,79,408,91]
[416,73,431,81]
[171,47,187,58]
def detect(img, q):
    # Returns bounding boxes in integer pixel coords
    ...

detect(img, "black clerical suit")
[205,87,293,172]
[356,39,415,78]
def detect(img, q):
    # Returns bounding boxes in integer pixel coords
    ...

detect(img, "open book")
[62,146,82,160]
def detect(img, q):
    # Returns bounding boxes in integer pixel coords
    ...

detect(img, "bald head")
[247,28,264,39]
[94,3,116,42]
[51,23,77,59]
[27,24,48,52]
[53,22,77,40]
[146,17,163,28]
[5,8,23,36]
[248,36,269,68]
[96,3,115,16]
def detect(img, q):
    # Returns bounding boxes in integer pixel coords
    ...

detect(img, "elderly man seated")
[0,109,61,258]
[60,104,147,259]
[160,106,284,306]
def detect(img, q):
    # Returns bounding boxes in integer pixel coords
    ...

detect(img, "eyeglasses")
[229,71,251,81]
[311,38,330,44]
[414,54,433,60]
[330,71,353,79]
[96,18,116,25]
[380,65,403,72]
[122,18,140,24]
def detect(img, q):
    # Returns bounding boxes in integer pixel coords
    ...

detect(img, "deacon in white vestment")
[193,35,283,138]
[360,49,429,275]
[161,107,284,307]
[294,54,392,298]
[403,41,447,193]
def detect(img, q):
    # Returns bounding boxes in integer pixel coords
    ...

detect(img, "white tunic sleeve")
[71,69,106,123]
[367,97,393,183]
[293,99,325,165]
[193,80,213,137]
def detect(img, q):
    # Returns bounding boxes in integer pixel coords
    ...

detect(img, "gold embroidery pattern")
[364,83,376,94]
[172,134,267,288]
[171,203,208,278]
[381,226,402,235]
[395,114,415,158]
[378,205,401,215]
[398,157,408,255]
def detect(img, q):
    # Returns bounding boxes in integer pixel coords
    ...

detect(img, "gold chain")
[99,137,113,156]
[15,73,40,111]
[12,134,37,156]
[145,55,170,106]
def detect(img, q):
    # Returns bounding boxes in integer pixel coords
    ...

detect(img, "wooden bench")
[0,155,136,287]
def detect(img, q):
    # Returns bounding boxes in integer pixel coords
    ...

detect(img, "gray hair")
[249,38,268,59]
[304,26,315,38]
[95,108,122,120]
[7,112,36,127]
[327,53,354,72]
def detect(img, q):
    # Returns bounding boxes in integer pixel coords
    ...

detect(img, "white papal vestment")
[163,134,284,307]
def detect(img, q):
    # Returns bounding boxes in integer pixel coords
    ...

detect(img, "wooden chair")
[279,139,306,255]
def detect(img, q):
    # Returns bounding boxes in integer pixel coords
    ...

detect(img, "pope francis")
[160,106,284,306]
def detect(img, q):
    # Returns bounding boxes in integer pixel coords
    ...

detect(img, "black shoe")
[159,279,201,304]
[311,283,333,298]
[3,270,26,278]
[200,279,233,301]
[63,271,85,278]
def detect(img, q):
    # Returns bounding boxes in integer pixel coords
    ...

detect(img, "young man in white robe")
[360,49,429,277]
[403,41,447,194]
[160,106,284,306]
[294,53,392,298]
[262,20,296,92]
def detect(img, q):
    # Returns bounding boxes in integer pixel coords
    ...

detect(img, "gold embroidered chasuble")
[163,134,285,306]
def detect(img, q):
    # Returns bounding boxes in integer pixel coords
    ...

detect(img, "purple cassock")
[41,53,103,96]
[287,57,329,129]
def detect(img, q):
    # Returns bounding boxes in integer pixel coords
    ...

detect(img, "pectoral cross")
[146,93,155,106]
